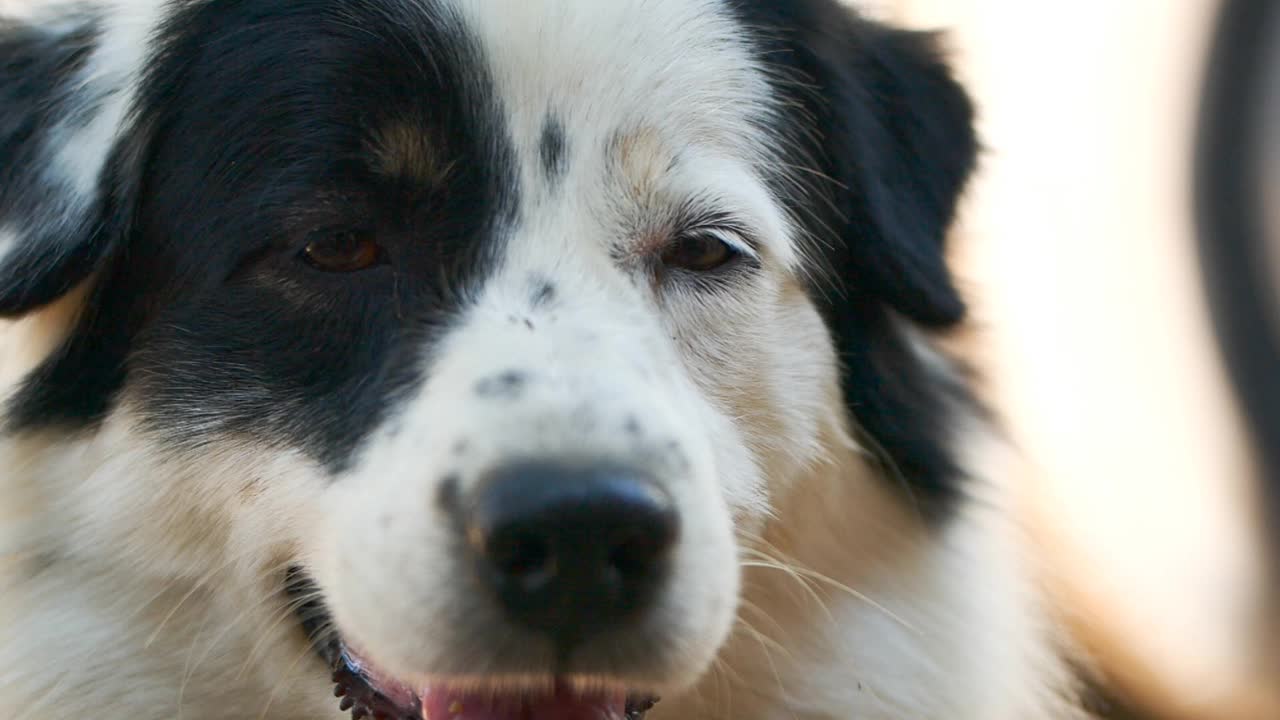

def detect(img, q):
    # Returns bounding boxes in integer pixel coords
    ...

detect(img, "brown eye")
[301,230,383,272]
[660,233,738,272]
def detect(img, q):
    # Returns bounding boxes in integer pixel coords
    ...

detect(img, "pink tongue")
[421,684,626,720]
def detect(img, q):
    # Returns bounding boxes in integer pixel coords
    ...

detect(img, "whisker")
[739,545,919,634]
[734,601,797,665]
[143,555,244,648]
[13,673,71,720]
[131,538,275,630]
[177,596,219,719]
[234,584,328,682]
[257,634,320,720]
[736,597,787,636]
[738,621,800,720]
[738,548,836,626]
[187,564,306,680]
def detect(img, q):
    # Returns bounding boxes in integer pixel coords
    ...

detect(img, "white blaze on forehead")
[448,0,772,147]
[446,0,802,269]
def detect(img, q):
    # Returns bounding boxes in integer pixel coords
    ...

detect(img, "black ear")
[810,18,978,513]
[730,1,980,513]
[809,17,977,326]
[732,0,977,325]
[0,10,139,316]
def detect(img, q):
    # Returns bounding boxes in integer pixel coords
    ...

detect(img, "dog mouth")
[286,568,661,720]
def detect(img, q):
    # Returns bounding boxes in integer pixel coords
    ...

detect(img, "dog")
[0,1,1092,718]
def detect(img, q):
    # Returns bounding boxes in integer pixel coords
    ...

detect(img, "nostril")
[608,525,674,577]
[488,530,556,589]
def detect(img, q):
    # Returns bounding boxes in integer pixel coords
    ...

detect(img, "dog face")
[0,0,975,717]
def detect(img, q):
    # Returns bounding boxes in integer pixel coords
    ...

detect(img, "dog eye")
[660,232,739,273]
[300,229,383,273]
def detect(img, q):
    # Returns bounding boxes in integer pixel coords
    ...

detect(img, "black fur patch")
[728,0,979,517]
[5,0,520,473]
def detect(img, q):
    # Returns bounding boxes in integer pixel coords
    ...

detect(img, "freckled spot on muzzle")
[474,370,528,399]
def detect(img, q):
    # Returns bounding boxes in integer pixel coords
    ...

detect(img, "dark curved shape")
[1193,0,1280,577]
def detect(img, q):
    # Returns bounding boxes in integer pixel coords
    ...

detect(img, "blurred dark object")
[1194,0,1280,619]
[1194,0,1280,696]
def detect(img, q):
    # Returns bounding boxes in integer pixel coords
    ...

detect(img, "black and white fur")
[0,1,1090,717]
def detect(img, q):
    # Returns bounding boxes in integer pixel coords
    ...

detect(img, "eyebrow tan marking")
[367,121,454,184]
[612,126,677,199]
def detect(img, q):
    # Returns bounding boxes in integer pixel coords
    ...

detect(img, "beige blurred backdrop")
[861,1,1279,718]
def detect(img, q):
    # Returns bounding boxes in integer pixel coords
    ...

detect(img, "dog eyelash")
[675,203,761,253]
[685,226,758,260]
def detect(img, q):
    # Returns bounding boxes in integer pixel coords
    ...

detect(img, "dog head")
[0,0,975,716]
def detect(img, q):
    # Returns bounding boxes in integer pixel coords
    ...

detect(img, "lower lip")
[335,644,653,720]
[420,682,627,720]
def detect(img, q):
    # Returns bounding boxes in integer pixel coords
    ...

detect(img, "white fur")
[450,0,802,272]
[0,1,1089,718]
[0,420,343,719]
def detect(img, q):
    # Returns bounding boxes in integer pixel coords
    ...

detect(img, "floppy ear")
[734,1,980,511]
[0,7,148,316]
[809,18,978,327]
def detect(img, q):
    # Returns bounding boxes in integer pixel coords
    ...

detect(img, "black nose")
[466,461,679,647]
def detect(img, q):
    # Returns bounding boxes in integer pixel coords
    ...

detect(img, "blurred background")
[849,1,1280,718]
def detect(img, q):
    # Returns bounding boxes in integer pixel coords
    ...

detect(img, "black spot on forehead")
[529,275,556,308]
[6,0,521,472]
[539,115,568,184]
